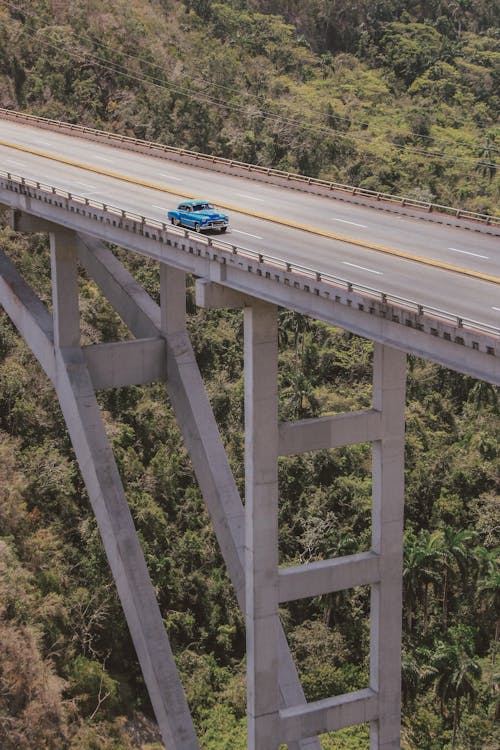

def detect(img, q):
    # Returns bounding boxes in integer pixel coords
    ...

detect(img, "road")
[1,119,499,330]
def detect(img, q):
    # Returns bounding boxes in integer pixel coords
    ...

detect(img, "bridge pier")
[1,214,407,749]
[201,281,406,748]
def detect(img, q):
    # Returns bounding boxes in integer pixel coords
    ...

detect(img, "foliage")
[0,1,498,748]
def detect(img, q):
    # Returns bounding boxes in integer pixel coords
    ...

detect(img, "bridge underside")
[0,214,408,749]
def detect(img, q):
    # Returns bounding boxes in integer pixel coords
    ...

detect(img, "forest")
[0,1,498,749]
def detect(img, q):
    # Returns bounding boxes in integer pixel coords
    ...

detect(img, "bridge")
[0,109,498,750]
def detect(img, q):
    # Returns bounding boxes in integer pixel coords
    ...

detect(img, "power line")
[3,0,498,169]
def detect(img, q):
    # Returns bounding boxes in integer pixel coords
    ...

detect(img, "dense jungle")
[0,1,498,748]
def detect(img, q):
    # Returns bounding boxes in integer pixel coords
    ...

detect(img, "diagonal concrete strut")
[0,243,199,750]
[76,232,323,750]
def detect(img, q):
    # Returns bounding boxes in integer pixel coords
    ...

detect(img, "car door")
[181,205,194,228]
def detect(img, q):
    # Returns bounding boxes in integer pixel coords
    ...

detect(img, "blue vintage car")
[167,200,229,233]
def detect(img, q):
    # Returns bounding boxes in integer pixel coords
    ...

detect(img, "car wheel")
[220,227,227,233]
[194,223,201,232]
[170,217,175,225]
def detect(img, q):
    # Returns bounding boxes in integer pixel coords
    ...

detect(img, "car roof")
[183,200,211,207]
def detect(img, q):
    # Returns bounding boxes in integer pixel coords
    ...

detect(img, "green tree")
[427,626,482,747]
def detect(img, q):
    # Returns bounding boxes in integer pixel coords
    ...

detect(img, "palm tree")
[476,136,498,182]
[439,527,474,629]
[475,546,500,661]
[279,310,311,372]
[427,627,481,748]
[403,529,443,633]
[468,380,499,412]
[282,371,320,420]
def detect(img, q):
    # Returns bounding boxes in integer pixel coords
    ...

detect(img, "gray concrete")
[0,220,416,749]
[0,250,56,381]
[49,229,80,348]
[0,229,199,750]
[244,301,280,750]
[83,337,166,389]
[279,409,382,455]
[3,195,498,383]
[76,236,321,750]
[278,552,380,602]
[370,344,406,749]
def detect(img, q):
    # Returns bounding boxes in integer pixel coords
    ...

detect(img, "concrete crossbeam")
[278,551,380,603]
[279,689,379,742]
[10,208,60,234]
[83,338,167,389]
[195,278,255,309]
[279,409,382,456]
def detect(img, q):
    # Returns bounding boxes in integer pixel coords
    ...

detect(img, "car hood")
[193,209,227,220]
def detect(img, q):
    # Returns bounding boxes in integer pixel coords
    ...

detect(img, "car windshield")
[193,203,214,211]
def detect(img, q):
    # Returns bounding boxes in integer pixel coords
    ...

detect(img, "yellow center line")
[3,139,499,286]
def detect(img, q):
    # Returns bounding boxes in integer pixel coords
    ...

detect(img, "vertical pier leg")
[49,233,199,750]
[50,229,80,348]
[244,301,280,750]
[370,344,406,749]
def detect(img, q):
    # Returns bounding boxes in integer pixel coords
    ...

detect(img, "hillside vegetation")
[0,1,499,749]
[0,0,499,212]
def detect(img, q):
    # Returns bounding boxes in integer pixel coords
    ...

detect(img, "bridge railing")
[2,169,499,346]
[1,107,499,231]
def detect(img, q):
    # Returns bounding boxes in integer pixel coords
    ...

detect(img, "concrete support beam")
[279,409,382,456]
[280,689,379,743]
[53,348,199,750]
[370,344,406,750]
[50,229,80,348]
[83,338,167,389]
[195,278,255,309]
[0,250,56,382]
[10,208,60,234]
[278,551,380,603]
[79,237,320,750]
[47,234,199,750]
[76,233,161,339]
[244,300,280,750]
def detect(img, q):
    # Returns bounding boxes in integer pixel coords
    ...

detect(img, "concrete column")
[370,343,406,749]
[160,263,186,335]
[50,229,80,348]
[244,301,280,750]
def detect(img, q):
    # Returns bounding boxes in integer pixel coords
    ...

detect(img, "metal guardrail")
[1,169,499,345]
[1,107,499,230]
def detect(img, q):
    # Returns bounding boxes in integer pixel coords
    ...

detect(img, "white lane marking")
[232,228,263,240]
[76,181,98,190]
[333,217,367,228]
[343,262,382,275]
[492,306,500,312]
[236,192,265,202]
[449,246,489,260]
[158,172,181,181]
[152,204,166,210]
[93,155,112,162]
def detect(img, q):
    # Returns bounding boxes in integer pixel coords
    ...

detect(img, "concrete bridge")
[0,109,498,750]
